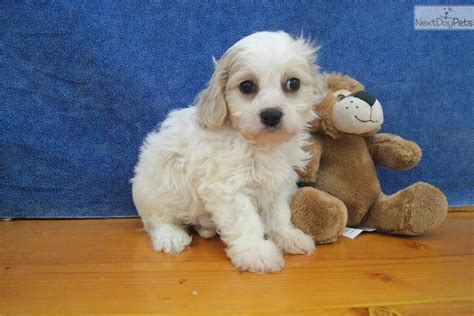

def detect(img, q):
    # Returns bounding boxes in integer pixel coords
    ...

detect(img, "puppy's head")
[196,31,324,145]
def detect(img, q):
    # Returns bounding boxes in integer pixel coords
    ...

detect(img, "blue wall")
[1,1,473,218]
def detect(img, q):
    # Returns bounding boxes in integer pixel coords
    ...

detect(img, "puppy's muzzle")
[260,107,283,128]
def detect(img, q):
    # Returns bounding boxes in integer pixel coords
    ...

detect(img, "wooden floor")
[1,212,473,315]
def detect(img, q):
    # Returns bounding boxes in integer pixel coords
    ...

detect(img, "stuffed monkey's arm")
[296,136,322,186]
[366,133,422,170]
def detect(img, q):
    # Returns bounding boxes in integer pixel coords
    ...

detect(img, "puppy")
[132,31,325,273]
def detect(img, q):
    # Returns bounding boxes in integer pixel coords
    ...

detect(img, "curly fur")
[132,31,324,273]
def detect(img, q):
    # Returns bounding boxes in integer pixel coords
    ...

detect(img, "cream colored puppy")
[132,31,325,273]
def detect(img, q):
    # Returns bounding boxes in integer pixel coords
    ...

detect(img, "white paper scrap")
[359,227,376,232]
[342,227,376,239]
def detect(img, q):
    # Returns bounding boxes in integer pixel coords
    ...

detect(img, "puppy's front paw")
[149,224,192,254]
[226,240,284,274]
[269,228,315,255]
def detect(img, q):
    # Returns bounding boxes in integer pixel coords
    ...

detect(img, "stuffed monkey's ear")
[308,92,340,139]
[196,56,229,129]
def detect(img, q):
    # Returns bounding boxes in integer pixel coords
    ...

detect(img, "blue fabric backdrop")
[1,1,473,218]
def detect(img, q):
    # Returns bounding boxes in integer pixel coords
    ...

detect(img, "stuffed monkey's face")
[331,89,383,134]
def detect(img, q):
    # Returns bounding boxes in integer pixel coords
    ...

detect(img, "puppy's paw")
[269,228,315,255]
[227,240,284,274]
[149,224,192,254]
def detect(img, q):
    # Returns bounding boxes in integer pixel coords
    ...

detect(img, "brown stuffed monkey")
[291,73,448,244]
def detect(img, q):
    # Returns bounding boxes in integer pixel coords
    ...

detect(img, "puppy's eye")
[285,78,300,92]
[337,94,346,101]
[239,80,257,95]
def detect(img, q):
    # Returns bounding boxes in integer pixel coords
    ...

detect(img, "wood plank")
[1,213,473,314]
[449,205,474,212]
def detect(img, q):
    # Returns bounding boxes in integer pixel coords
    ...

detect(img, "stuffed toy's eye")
[334,89,351,100]
[285,78,300,92]
[239,80,258,94]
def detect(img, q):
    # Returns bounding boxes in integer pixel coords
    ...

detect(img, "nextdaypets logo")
[415,6,474,30]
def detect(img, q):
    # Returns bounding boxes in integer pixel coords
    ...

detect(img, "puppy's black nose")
[353,90,377,107]
[260,107,283,127]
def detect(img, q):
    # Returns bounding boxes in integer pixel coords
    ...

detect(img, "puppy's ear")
[196,56,229,129]
[312,66,327,105]
[294,35,326,104]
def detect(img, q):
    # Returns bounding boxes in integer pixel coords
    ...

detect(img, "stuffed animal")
[291,73,448,244]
